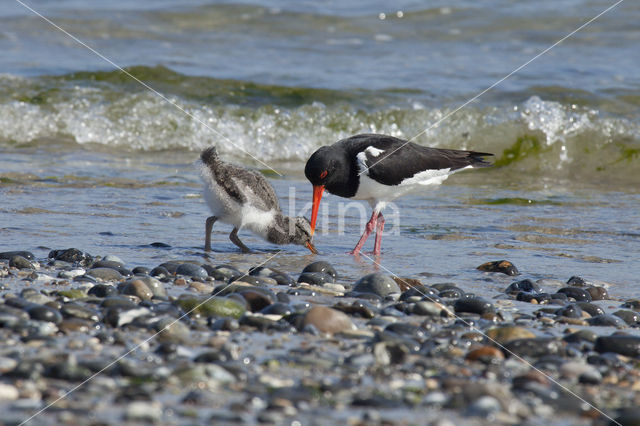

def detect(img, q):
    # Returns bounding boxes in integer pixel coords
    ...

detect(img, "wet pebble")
[26,304,63,324]
[206,265,242,281]
[175,263,209,280]
[88,283,117,298]
[49,248,93,266]
[302,306,356,334]
[554,304,584,319]
[485,326,536,344]
[476,260,519,276]
[594,335,640,357]
[454,296,495,315]
[612,310,640,326]
[86,267,124,282]
[505,279,541,294]
[575,302,604,317]
[587,314,626,328]
[120,280,154,301]
[0,250,35,260]
[502,337,565,358]
[301,261,337,279]
[556,287,592,302]
[585,286,609,300]
[297,271,334,286]
[352,273,400,297]
[9,255,34,270]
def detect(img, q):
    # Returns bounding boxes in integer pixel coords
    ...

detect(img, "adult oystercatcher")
[198,146,317,253]
[304,134,492,255]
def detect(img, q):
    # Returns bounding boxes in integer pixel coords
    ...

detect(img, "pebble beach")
[1,0,640,424]
[0,248,639,425]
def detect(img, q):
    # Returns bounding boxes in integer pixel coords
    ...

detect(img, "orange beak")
[305,240,318,254]
[310,185,325,237]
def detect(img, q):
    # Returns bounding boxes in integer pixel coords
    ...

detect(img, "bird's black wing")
[345,134,492,186]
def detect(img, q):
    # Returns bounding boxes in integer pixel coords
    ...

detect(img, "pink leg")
[373,213,385,255]
[350,210,378,255]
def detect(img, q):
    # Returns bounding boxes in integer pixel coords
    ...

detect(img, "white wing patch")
[356,146,385,174]
[354,165,471,204]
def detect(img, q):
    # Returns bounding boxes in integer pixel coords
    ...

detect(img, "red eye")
[320,170,328,179]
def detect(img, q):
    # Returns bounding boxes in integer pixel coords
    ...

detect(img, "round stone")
[86,267,124,282]
[454,297,495,315]
[476,260,519,276]
[88,284,117,298]
[133,276,167,299]
[0,251,35,260]
[485,326,536,344]
[297,272,334,286]
[175,263,209,280]
[612,310,640,326]
[557,287,592,302]
[587,314,626,328]
[120,280,154,301]
[594,335,640,357]
[9,255,34,270]
[586,286,609,300]
[302,306,355,334]
[301,261,337,279]
[505,279,541,294]
[555,304,584,319]
[27,305,63,324]
[353,273,400,297]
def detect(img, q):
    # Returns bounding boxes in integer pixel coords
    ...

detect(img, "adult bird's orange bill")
[309,184,325,236]
[304,133,493,255]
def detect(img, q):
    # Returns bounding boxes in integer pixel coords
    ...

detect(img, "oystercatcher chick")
[304,133,492,255]
[198,146,317,253]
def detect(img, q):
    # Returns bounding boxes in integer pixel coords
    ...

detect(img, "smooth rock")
[594,334,640,358]
[302,306,356,334]
[86,267,124,282]
[301,261,337,279]
[505,279,540,294]
[176,296,245,319]
[49,248,92,265]
[575,302,604,317]
[454,297,495,315]
[120,280,154,301]
[353,273,400,297]
[133,276,167,299]
[557,287,592,302]
[297,271,334,286]
[465,346,505,363]
[176,263,209,280]
[0,251,35,260]
[586,286,609,300]
[477,260,519,276]
[9,255,34,270]
[612,310,640,326]
[88,284,117,298]
[554,304,584,319]
[26,305,63,324]
[503,337,565,358]
[588,314,626,328]
[485,326,536,344]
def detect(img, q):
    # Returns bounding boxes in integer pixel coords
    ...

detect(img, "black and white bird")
[198,146,317,253]
[304,133,492,255]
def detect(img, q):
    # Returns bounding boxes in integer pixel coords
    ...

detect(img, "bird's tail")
[467,151,493,168]
[200,146,219,166]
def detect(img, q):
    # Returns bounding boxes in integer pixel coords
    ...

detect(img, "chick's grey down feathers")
[199,146,313,251]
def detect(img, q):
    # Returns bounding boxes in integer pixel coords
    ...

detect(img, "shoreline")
[0,247,638,425]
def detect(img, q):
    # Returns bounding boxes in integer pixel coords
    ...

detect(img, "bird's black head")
[304,146,335,186]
